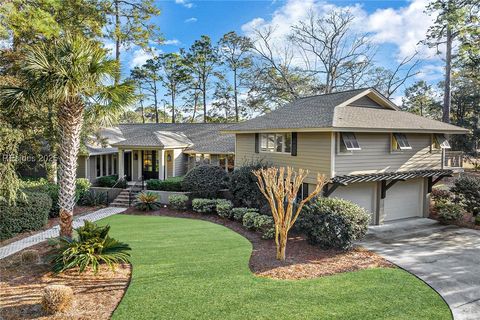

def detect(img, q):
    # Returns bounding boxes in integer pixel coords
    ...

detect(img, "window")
[260,133,292,153]
[433,134,451,149]
[112,155,117,174]
[102,155,107,176]
[340,132,361,152]
[392,133,412,151]
[143,151,153,172]
[96,156,101,177]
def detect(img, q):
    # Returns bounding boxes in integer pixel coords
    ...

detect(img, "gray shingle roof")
[109,123,235,154]
[224,88,468,134]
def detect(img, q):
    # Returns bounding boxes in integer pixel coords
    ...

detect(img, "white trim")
[330,132,335,178]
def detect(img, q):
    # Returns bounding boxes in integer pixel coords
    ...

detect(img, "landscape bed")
[0,211,451,320]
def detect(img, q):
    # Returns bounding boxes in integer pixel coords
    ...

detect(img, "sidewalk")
[0,206,126,259]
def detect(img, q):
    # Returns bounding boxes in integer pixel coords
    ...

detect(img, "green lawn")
[102,214,451,320]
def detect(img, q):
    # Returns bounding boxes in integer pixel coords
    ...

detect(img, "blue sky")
[117,0,444,104]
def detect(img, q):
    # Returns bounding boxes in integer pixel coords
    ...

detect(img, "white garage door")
[331,182,376,220]
[384,178,423,222]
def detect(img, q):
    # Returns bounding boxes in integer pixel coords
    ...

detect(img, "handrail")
[111,175,127,189]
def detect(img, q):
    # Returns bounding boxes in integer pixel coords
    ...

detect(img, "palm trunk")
[58,100,84,238]
[443,27,452,124]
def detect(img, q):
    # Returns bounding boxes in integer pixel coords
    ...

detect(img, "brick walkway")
[0,207,126,260]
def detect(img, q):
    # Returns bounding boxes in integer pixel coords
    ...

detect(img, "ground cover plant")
[104,214,451,320]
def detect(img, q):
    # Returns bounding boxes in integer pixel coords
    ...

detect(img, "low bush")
[20,178,91,217]
[451,175,480,216]
[475,215,480,226]
[135,192,161,211]
[228,161,271,211]
[75,178,91,203]
[216,199,233,219]
[169,194,189,211]
[192,198,218,214]
[431,188,453,204]
[147,176,184,191]
[42,285,73,314]
[0,191,52,240]
[253,215,275,239]
[50,221,131,273]
[79,190,107,206]
[232,207,258,222]
[96,175,118,188]
[242,211,260,230]
[298,197,370,250]
[21,249,40,264]
[435,201,464,224]
[182,165,227,198]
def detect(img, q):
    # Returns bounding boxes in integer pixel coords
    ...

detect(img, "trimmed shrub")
[435,201,464,224]
[253,215,275,239]
[232,207,258,222]
[182,165,227,198]
[75,178,91,203]
[147,176,184,191]
[50,221,131,274]
[242,211,260,230]
[228,162,271,211]
[96,175,118,188]
[42,285,73,314]
[475,215,480,226]
[135,192,161,211]
[192,198,217,214]
[216,199,233,219]
[169,194,189,211]
[298,197,370,250]
[0,191,52,240]
[451,175,480,216]
[431,188,453,204]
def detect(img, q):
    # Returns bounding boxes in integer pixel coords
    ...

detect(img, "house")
[223,88,468,225]
[76,123,235,183]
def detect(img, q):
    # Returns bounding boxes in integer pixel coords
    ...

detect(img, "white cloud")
[175,0,193,9]
[164,39,181,46]
[130,47,162,68]
[184,17,197,23]
[242,0,439,62]
[415,64,444,82]
[366,0,438,59]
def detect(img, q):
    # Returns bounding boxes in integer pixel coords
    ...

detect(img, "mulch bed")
[123,207,394,280]
[0,206,103,247]
[0,241,130,320]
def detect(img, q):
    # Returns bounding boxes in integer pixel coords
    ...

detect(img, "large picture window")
[260,133,292,153]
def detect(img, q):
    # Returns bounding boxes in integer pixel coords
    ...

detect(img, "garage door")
[331,182,376,220]
[384,178,423,222]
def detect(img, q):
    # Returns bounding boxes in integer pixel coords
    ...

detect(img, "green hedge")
[147,176,184,191]
[20,178,92,217]
[182,166,227,198]
[96,175,119,188]
[0,191,52,240]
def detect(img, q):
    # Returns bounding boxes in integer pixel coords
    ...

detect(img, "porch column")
[118,149,124,178]
[158,149,165,180]
[172,149,182,177]
[375,181,385,225]
[137,150,142,180]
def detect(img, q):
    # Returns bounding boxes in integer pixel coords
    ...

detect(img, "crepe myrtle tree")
[253,167,327,261]
[0,34,135,237]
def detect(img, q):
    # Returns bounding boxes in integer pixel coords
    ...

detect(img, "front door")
[124,152,131,181]
[142,150,159,180]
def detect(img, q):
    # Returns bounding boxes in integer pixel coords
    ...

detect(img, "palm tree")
[0,34,134,237]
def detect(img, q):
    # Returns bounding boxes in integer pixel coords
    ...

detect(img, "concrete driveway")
[360,218,480,320]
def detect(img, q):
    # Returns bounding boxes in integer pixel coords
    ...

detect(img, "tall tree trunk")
[234,68,239,122]
[153,82,159,123]
[191,91,198,123]
[202,82,207,123]
[58,100,84,238]
[171,91,175,124]
[114,0,121,85]
[443,27,452,124]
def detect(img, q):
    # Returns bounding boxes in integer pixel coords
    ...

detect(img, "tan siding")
[335,133,441,175]
[235,132,332,183]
